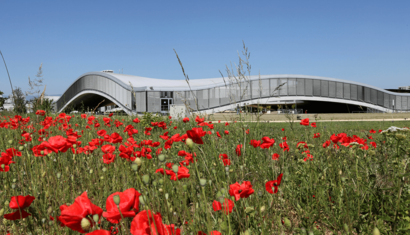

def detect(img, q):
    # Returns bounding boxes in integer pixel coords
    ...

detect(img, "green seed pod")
[12,178,16,183]
[73,144,77,148]
[42,171,46,177]
[0,208,4,217]
[182,184,187,191]
[45,191,50,198]
[373,227,380,235]
[1,164,5,170]
[142,175,150,185]
[80,218,91,231]
[5,200,9,206]
[131,164,139,171]
[158,179,164,185]
[18,146,24,151]
[199,179,207,187]
[283,217,291,229]
[102,167,107,172]
[134,157,142,166]
[89,169,93,174]
[308,230,314,235]
[172,165,179,173]
[57,172,61,179]
[259,206,266,213]
[225,166,229,172]
[158,188,163,193]
[153,181,157,187]
[113,195,120,205]
[100,176,104,180]
[220,188,226,194]
[158,154,166,162]
[8,140,13,144]
[165,193,169,200]
[186,138,194,148]
[11,184,16,189]
[300,227,307,235]
[93,214,99,223]
[245,207,255,215]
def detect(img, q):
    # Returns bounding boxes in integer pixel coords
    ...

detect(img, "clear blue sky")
[1,0,409,96]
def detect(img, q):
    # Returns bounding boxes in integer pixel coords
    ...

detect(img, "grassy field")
[1,112,410,234]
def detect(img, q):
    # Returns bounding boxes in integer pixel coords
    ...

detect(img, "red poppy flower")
[300,118,309,126]
[212,198,234,215]
[133,118,140,123]
[198,231,222,235]
[102,153,116,164]
[103,188,141,224]
[311,122,316,128]
[3,195,35,220]
[370,141,377,148]
[58,192,103,233]
[183,117,190,123]
[109,113,113,117]
[224,130,229,135]
[313,133,320,138]
[225,122,229,126]
[330,134,342,144]
[101,145,115,153]
[36,110,46,116]
[41,135,71,153]
[229,181,254,201]
[281,128,285,131]
[322,140,331,148]
[279,142,289,152]
[272,153,280,160]
[260,137,275,149]
[369,129,376,134]
[216,131,221,138]
[155,166,190,181]
[81,114,87,119]
[195,116,205,124]
[86,230,112,235]
[219,154,231,166]
[97,130,107,137]
[249,139,260,148]
[130,210,164,235]
[235,144,243,156]
[265,173,283,194]
[186,127,206,144]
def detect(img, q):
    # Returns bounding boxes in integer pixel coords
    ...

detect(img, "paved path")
[210,118,410,123]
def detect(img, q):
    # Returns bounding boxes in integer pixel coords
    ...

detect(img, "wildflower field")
[1,112,410,235]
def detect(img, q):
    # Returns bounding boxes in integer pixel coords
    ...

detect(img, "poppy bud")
[1,164,4,170]
[0,208,4,217]
[18,146,24,151]
[339,170,342,175]
[142,174,150,185]
[4,200,9,206]
[159,179,164,185]
[186,138,194,148]
[300,227,307,235]
[41,150,44,155]
[45,191,50,198]
[283,217,291,229]
[172,165,179,173]
[131,164,139,172]
[182,185,187,191]
[8,140,13,144]
[165,193,169,200]
[153,181,157,187]
[199,179,207,187]
[113,195,120,205]
[12,184,16,189]
[308,231,314,235]
[343,223,349,232]
[47,206,53,214]
[80,218,91,231]
[57,172,61,179]
[89,169,93,174]
[134,157,142,166]
[139,195,146,205]
[225,166,229,172]
[373,227,380,235]
[158,154,166,162]
[260,206,265,213]
[100,176,104,180]
[159,188,163,193]
[102,167,107,172]
[42,218,46,223]
[93,214,99,223]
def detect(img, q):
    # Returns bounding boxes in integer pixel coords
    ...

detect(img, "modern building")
[55,71,410,115]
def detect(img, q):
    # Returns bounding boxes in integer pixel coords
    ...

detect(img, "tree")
[13,87,26,114]
[0,90,5,109]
